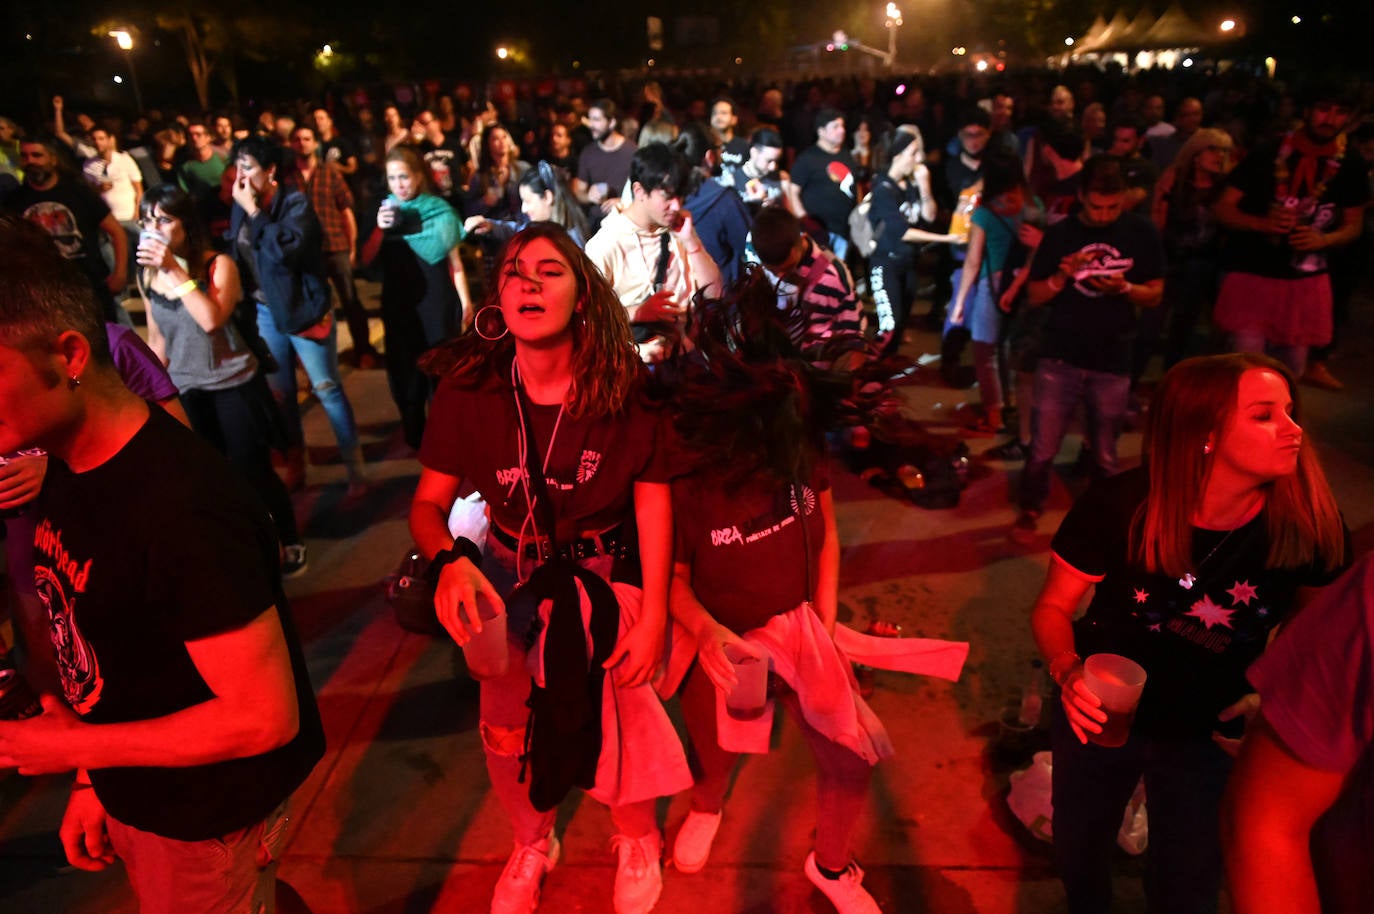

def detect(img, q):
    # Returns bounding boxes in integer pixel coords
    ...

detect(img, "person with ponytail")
[463,160,591,249]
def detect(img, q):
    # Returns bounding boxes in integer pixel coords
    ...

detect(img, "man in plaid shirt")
[283,124,379,367]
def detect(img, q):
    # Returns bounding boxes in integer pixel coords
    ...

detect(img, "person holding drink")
[1028,352,1347,914]
[1212,81,1367,380]
[408,223,689,914]
[659,274,892,914]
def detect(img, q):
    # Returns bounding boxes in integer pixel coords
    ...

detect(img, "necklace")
[1273,130,1346,201]
[1178,526,1238,590]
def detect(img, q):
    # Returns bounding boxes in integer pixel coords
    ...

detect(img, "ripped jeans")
[255,302,360,452]
[477,535,656,845]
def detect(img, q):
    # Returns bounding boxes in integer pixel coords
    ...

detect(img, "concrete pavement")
[2,279,1371,914]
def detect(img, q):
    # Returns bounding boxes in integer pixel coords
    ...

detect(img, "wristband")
[1048,650,1081,687]
[426,536,483,583]
[167,279,198,300]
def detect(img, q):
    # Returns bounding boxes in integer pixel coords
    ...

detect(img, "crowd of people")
[1,62,1372,914]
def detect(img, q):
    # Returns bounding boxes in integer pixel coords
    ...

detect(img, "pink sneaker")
[491,834,560,914]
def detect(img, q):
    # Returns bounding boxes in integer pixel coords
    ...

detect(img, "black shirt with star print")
[1052,467,1349,739]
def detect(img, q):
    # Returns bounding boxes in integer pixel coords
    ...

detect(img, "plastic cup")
[723,644,769,721]
[1082,653,1147,747]
[460,594,508,680]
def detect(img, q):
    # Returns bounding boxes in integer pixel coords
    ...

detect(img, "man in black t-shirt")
[1013,157,1164,542]
[4,135,127,324]
[0,217,324,911]
[412,110,471,214]
[787,108,857,259]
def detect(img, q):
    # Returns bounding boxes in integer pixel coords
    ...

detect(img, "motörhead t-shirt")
[1028,211,1164,374]
[419,369,673,541]
[31,407,324,841]
[1052,467,1347,739]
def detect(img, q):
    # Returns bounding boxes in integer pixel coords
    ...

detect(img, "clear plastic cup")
[460,593,508,680]
[1082,653,1148,747]
[723,644,769,721]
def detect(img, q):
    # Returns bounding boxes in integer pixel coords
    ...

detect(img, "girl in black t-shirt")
[1029,352,1346,914]
[409,223,686,914]
[867,125,957,358]
[657,274,892,913]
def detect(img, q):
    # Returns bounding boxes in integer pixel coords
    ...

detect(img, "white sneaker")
[804,851,882,914]
[672,810,722,874]
[491,834,560,914]
[611,830,663,914]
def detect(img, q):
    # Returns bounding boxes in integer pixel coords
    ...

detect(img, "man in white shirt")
[81,127,141,287]
[584,143,721,362]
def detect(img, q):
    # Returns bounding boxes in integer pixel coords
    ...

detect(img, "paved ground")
[2,278,1372,914]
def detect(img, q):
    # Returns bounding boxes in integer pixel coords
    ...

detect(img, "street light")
[884,3,903,69]
[107,30,143,113]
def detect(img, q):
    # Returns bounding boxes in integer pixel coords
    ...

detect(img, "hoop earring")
[474,305,509,341]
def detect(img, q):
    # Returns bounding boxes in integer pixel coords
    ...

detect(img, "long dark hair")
[138,185,212,283]
[520,161,589,240]
[419,223,640,419]
[654,269,872,491]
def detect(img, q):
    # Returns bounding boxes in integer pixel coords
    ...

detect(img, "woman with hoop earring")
[409,223,689,914]
[1028,352,1347,914]
[361,146,473,450]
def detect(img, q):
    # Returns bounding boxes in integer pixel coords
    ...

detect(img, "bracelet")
[684,246,704,255]
[425,536,483,584]
[1047,650,1081,686]
[167,279,198,300]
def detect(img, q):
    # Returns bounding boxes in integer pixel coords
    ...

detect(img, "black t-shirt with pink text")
[673,470,829,634]
[419,371,672,541]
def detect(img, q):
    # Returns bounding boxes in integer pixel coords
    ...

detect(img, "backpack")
[848,193,881,257]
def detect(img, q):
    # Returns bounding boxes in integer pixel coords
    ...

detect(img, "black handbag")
[384,549,447,637]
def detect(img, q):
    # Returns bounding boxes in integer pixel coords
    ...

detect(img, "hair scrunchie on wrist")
[425,536,483,584]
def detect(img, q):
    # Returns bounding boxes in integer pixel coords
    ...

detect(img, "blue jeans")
[1019,359,1130,513]
[255,302,359,452]
[827,232,850,262]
